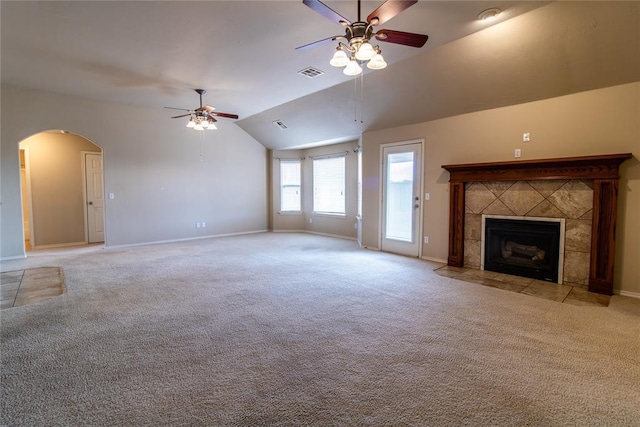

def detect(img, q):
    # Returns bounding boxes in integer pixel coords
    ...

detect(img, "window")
[313,156,345,215]
[280,160,301,212]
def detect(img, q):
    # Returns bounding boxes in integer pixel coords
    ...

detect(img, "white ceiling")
[2,1,639,150]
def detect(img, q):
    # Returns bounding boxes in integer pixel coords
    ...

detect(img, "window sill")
[279,211,303,215]
[312,212,346,218]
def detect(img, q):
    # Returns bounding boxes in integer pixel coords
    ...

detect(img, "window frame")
[312,155,346,217]
[279,159,302,214]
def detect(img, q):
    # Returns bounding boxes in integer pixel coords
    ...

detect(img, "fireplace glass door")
[484,218,561,282]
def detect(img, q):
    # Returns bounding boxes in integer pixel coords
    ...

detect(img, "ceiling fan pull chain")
[353,74,358,123]
[359,71,364,124]
[352,71,365,124]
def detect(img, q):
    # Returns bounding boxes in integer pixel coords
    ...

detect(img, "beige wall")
[272,141,359,239]
[20,132,101,247]
[1,85,268,258]
[362,82,639,295]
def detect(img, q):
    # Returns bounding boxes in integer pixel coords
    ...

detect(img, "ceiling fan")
[165,89,239,131]
[297,0,429,75]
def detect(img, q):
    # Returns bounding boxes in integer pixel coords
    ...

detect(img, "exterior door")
[84,153,105,243]
[381,142,422,257]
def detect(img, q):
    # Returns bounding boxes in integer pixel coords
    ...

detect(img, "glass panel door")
[381,142,422,257]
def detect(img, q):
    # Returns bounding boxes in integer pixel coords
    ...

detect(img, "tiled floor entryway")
[1,267,64,309]
[435,265,611,307]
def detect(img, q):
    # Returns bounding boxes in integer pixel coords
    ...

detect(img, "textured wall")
[361,83,639,295]
[1,85,268,257]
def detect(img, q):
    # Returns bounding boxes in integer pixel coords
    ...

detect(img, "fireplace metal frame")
[481,215,565,283]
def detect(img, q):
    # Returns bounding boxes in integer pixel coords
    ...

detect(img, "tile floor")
[1,267,64,309]
[435,265,611,307]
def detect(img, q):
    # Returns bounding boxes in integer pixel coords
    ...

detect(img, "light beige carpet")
[1,232,639,426]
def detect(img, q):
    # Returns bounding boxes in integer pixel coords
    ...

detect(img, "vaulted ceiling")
[2,1,638,150]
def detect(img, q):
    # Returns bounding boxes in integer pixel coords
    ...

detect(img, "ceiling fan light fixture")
[367,53,387,70]
[330,48,349,67]
[355,41,376,61]
[298,0,428,79]
[207,122,217,130]
[194,117,205,130]
[343,58,363,76]
[186,116,196,128]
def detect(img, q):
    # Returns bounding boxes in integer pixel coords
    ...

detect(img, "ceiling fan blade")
[200,105,216,113]
[302,0,351,26]
[171,113,192,119]
[375,29,428,48]
[296,35,343,51]
[210,111,239,120]
[164,106,192,112]
[367,0,417,26]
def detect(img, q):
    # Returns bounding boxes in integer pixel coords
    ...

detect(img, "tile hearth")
[1,267,64,309]
[435,265,610,307]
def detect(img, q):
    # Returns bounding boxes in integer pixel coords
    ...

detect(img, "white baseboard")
[272,229,357,241]
[421,255,448,264]
[304,231,357,241]
[107,229,269,249]
[0,254,27,262]
[33,241,87,250]
[616,290,640,299]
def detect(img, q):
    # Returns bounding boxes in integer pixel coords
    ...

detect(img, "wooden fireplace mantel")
[442,153,632,295]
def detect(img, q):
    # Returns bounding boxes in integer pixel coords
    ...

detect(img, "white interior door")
[381,142,422,257]
[84,153,105,243]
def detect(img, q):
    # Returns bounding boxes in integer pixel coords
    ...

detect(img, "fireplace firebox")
[483,217,563,283]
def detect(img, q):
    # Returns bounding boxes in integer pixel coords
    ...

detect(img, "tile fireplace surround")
[442,153,632,295]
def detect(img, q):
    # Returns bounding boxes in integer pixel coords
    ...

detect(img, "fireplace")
[482,216,564,283]
[442,153,632,295]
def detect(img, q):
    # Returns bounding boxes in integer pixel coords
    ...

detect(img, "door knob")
[88,201,93,205]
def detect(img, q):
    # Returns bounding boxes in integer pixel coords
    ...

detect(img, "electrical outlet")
[202,222,206,228]
[424,236,429,244]
[309,218,313,224]
[514,149,522,158]
[196,222,201,228]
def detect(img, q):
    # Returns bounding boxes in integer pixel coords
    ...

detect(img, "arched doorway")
[19,130,105,251]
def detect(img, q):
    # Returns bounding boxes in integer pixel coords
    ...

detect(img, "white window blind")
[280,160,301,212]
[313,156,345,215]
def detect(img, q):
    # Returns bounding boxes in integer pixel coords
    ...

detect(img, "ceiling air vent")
[273,120,288,130]
[298,67,325,78]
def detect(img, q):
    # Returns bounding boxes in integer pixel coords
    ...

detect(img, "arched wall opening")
[19,130,104,251]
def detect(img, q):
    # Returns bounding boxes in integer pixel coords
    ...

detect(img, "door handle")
[414,204,420,209]
[88,201,93,205]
